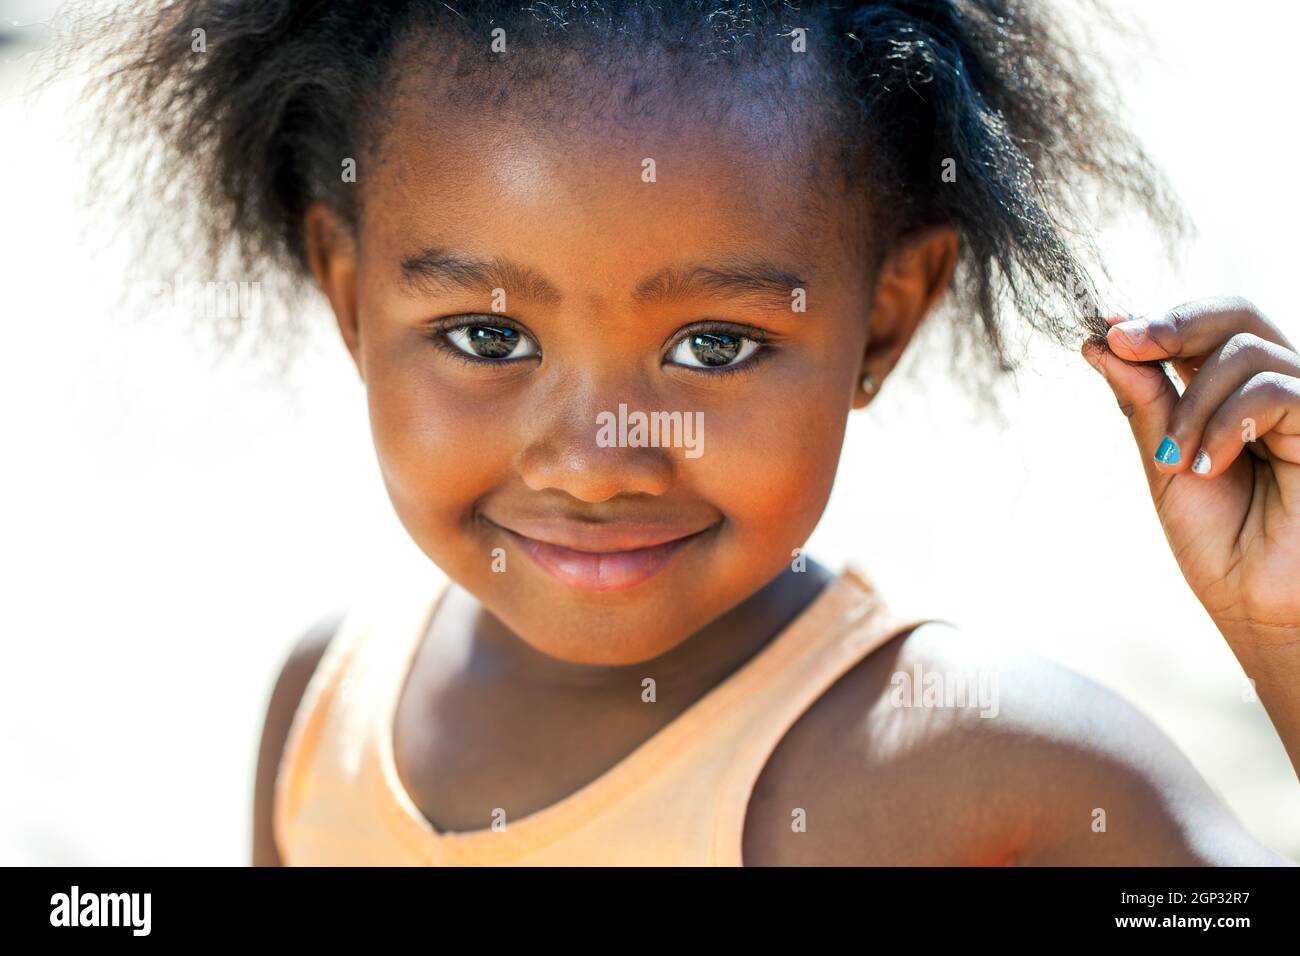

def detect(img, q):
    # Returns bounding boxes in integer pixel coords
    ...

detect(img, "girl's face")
[308,64,952,665]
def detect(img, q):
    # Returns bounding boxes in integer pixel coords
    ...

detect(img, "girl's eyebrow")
[400,247,563,304]
[635,261,809,311]
[399,245,809,312]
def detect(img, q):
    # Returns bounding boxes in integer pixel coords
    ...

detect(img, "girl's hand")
[1081,296,1300,645]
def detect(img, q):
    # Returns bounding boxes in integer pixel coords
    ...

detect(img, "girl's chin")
[516,635,689,667]
[494,603,704,666]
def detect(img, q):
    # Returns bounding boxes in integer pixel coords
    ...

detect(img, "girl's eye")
[668,330,760,369]
[444,323,540,360]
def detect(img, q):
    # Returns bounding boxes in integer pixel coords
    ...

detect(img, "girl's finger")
[1150,333,1300,474]
[1105,296,1296,364]
[1190,372,1300,477]
[1081,337,1179,490]
[1106,314,1205,391]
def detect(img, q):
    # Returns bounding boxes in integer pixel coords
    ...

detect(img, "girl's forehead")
[362,94,860,292]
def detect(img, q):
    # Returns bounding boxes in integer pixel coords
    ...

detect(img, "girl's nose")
[514,392,678,503]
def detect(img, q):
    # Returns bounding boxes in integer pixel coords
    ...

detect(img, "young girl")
[77,0,1298,865]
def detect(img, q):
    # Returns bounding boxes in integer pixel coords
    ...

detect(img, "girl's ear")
[304,202,363,381]
[854,224,958,408]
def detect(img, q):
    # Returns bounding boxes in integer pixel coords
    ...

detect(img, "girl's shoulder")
[745,621,1280,864]
[252,608,347,865]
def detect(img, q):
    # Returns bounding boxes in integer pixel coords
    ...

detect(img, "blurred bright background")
[1,0,1297,864]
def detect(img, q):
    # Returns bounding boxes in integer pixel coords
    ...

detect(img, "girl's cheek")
[692,373,850,537]
[365,359,505,528]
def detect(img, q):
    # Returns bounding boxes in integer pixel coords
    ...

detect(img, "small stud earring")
[860,371,878,397]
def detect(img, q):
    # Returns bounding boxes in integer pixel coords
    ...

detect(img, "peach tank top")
[273,560,932,866]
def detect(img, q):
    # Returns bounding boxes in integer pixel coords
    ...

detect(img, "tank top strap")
[272,560,450,865]
[705,560,933,864]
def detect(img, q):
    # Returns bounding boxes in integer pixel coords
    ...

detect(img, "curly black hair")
[49,0,1188,399]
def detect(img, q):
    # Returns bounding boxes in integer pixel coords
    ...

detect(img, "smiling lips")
[487,516,717,591]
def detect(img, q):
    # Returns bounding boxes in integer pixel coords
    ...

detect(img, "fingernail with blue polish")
[1154,436,1180,465]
